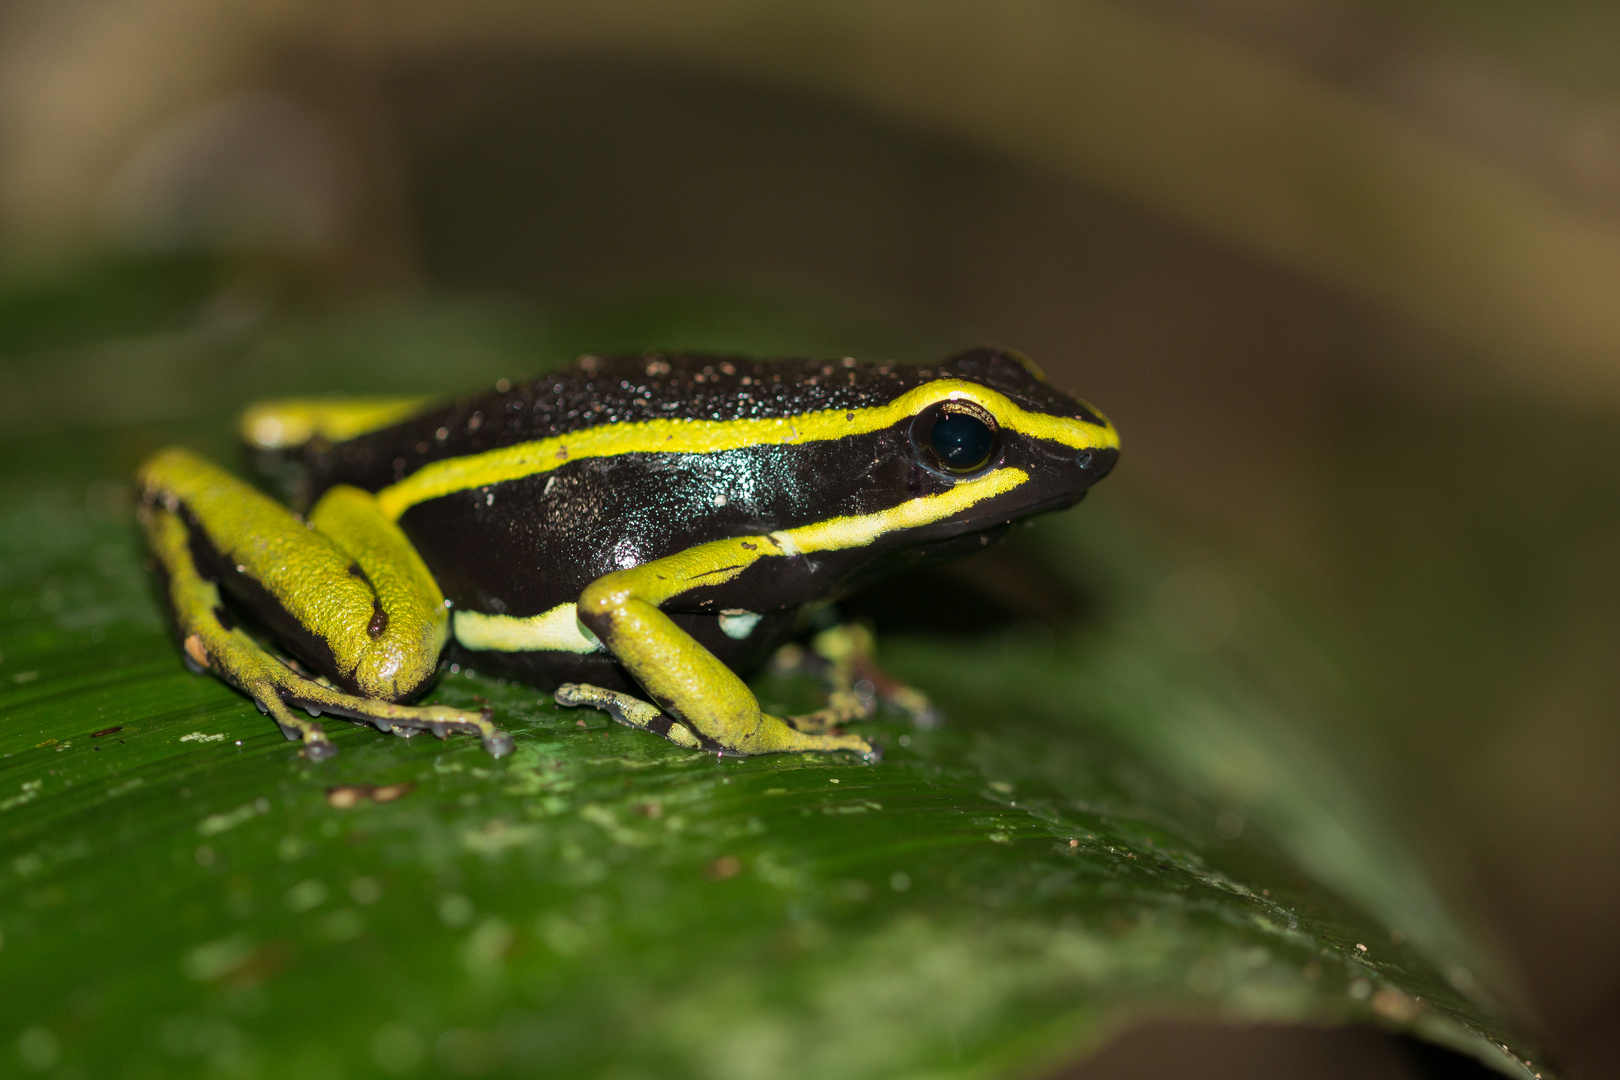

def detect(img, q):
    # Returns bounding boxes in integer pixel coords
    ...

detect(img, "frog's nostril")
[1076,446,1119,482]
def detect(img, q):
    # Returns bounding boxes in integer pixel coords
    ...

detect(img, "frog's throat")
[443,467,1030,654]
[372,380,1113,520]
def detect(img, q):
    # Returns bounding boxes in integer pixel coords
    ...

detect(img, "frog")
[136,346,1118,762]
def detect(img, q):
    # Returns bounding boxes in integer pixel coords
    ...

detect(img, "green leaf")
[0,269,1551,1078]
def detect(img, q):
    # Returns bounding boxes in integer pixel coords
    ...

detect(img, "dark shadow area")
[1052,1020,1509,1080]
[841,545,1094,638]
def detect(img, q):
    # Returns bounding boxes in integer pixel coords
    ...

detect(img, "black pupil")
[930,412,994,472]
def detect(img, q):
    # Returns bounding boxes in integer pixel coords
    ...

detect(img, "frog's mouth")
[821,442,1117,600]
[1002,443,1118,518]
[868,447,1115,563]
[913,442,1117,542]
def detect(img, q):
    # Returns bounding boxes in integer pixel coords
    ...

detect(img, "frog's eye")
[913,401,1000,476]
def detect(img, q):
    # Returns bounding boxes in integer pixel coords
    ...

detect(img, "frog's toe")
[303,739,339,761]
[786,690,873,734]
[889,686,942,730]
[261,691,338,760]
[274,674,512,757]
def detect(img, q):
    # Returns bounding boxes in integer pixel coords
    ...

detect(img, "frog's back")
[251,349,1111,653]
[292,350,1093,494]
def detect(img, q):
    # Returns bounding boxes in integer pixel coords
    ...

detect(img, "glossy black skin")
[282,348,1116,691]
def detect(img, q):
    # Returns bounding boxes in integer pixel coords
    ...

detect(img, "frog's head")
[922,346,1117,500]
[820,347,1117,574]
[910,345,1115,506]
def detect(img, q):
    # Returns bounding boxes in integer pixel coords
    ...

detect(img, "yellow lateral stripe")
[452,603,601,654]
[242,398,433,450]
[455,468,1029,651]
[773,467,1028,555]
[375,380,1115,520]
[624,467,1030,609]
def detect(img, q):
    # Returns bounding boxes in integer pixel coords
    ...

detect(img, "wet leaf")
[0,270,1552,1078]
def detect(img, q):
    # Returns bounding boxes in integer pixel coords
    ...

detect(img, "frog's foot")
[191,626,513,760]
[554,683,703,749]
[783,689,872,734]
[775,623,941,730]
[279,675,514,759]
[555,682,879,760]
[178,619,512,760]
[139,453,512,759]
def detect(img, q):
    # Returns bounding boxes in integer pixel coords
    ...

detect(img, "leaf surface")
[0,273,1551,1078]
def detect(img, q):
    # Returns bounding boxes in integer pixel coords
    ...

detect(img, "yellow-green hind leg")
[137,448,512,759]
[575,538,878,760]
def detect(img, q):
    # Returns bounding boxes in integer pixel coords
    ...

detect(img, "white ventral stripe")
[452,603,603,654]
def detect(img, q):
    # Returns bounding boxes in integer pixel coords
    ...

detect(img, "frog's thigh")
[137,448,510,758]
[576,539,876,760]
[139,448,445,698]
[304,483,451,697]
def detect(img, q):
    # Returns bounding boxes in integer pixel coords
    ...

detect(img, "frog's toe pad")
[302,739,339,762]
[887,687,942,730]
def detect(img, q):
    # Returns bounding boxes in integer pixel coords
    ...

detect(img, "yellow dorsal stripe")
[374,380,1115,520]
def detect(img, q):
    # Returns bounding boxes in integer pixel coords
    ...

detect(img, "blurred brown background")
[3,1,1619,1075]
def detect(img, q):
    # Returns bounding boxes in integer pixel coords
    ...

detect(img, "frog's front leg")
[570,538,878,760]
[551,683,704,749]
[137,448,512,760]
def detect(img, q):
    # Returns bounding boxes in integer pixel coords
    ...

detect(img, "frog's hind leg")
[137,448,512,759]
